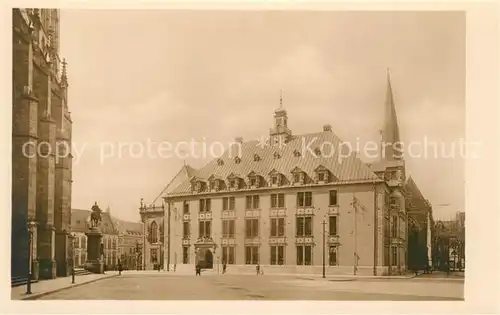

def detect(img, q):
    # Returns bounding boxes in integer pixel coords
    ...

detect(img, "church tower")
[12,9,73,281]
[269,90,292,144]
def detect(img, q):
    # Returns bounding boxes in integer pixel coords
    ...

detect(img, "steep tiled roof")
[70,209,118,235]
[113,218,143,236]
[167,130,381,197]
[148,165,198,204]
[71,209,91,233]
[405,176,430,210]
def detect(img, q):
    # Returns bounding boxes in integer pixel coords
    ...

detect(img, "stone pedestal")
[85,228,104,274]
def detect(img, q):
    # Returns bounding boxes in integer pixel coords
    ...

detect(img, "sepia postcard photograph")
[2,1,500,314]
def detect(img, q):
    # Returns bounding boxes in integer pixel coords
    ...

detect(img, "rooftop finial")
[279,89,283,108]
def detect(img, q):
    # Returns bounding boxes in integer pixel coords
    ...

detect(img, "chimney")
[323,124,332,132]
[235,137,243,144]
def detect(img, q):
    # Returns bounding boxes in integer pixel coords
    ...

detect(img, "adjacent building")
[140,74,431,276]
[113,218,144,270]
[12,8,73,282]
[70,208,120,270]
[433,211,465,271]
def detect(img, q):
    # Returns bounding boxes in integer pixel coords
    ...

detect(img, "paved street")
[38,273,464,300]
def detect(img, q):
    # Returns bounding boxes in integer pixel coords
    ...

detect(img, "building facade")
[12,8,73,281]
[113,218,143,270]
[433,211,465,271]
[70,208,120,270]
[141,75,421,276]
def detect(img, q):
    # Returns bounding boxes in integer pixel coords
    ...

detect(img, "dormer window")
[254,154,261,162]
[293,149,302,157]
[247,171,261,188]
[318,173,325,182]
[268,169,283,187]
[208,175,222,192]
[274,152,281,159]
[227,173,244,190]
[314,165,330,184]
[291,167,306,185]
[217,159,224,166]
[235,156,241,164]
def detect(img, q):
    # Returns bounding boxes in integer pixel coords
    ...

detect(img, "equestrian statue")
[90,202,102,228]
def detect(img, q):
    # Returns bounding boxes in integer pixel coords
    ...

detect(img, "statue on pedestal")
[90,202,102,229]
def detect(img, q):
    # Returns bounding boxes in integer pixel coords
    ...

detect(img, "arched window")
[150,221,158,243]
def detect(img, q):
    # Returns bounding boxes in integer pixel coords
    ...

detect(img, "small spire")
[279,89,283,108]
[61,58,68,87]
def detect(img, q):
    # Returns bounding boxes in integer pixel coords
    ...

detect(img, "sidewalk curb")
[20,274,119,300]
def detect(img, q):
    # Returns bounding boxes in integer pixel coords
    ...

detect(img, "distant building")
[70,208,120,270]
[112,218,143,270]
[433,212,465,271]
[140,74,426,276]
[12,8,73,282]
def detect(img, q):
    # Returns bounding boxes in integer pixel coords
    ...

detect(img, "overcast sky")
[59,10,465,222]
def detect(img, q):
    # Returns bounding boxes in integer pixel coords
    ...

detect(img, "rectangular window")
[329,216,337,236]
[271,218,285,236]
[229,197,235,210]
[270,245,285,265]
[250,178,256,186]
[199,199,211,212]
[296,246,303,265]
[271,176,278,185]
[329,246,338,266]
[246,195,260,209]
[297,217,313,236]
[182,246,189,264]
[278,194,285,208]
[304,245,312,265]
[318,173,324,181]
[245,246,259,264]
[223,197,228,211]
[271,218,277,237]
[183,201,189,214]
[229,247,235,264]
[199,221,211,238]
[222,246,236,265]
[278,218,285,236]
[271,194,277,208]
[245,219,259,237]
[183,221,190,238]
[229,220,235,237]
[222,246,228,264]
[329,190,338,206]
[297,245,313,265]
[297,192,313,207]
[222,220,235,237]
[271,193,285,208]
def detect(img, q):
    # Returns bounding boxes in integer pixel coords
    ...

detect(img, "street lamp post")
[70,232,76,284]
[26,219,36,295]
[322,219,326,279]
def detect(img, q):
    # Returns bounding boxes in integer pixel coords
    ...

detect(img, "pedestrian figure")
[196,263,201,276]
[118,259,123,275]
[174,263,177,272]
[222,262,227,274]
[256,264,260,275]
